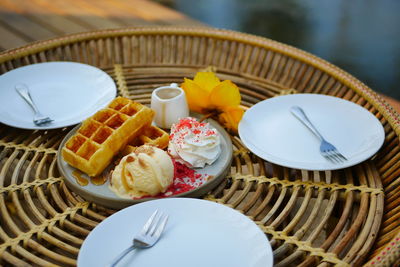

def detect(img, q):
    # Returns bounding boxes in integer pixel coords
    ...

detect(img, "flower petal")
[219,106,244,132]
[181,78,210,113]
[193,72,221,93]
[209,80,241,108]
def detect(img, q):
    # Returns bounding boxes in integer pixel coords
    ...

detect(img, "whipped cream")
[168,117,221,168]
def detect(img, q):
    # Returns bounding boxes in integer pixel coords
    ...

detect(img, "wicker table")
[0,27,399,267]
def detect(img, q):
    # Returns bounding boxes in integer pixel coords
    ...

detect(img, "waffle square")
[121,125,169,156]
[62,97,154,176]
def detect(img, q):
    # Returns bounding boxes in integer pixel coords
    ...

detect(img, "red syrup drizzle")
[133,159,208,199]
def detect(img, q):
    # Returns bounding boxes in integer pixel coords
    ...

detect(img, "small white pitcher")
[151,83,189,129]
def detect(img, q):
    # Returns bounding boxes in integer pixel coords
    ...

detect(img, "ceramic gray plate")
[57,117,232,209]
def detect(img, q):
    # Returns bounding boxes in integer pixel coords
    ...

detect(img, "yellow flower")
[181,71,244,132]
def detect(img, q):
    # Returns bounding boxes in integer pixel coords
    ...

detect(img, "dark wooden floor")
[0,0,399,112]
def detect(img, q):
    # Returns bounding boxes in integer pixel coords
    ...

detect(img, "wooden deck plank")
[80,0,159,26]
[0,5,58,42]
[0,22,29,50]
[103,0,188,21]
[26,0,97,31]
[99,0,204,26]
[0,0,205,52]
[10,0,92,35]
[42,0,126,29]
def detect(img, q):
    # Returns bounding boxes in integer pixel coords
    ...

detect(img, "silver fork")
[108,210,169,267]
[15,83,53,126]
[290,106,347,163]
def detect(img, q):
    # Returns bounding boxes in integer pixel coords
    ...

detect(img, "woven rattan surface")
[0,27,399,267]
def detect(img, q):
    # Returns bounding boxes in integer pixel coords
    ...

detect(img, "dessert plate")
[57,117,233,209]
[239,94,385,171]
[0,62,116,130]
[78,198,273,267]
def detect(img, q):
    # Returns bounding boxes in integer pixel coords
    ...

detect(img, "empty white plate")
[0,62,116,130]
[78,198,273,267]
[238,94,385,170]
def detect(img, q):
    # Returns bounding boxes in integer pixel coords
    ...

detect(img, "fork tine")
[333,153,345,163]
[148,212,164,236]
[323,153,337,163]
[325,148,345,163]
[328,151,343,163]
[328,148,347,162]
[140,210,158,235]
[153,214,168,239]
[332,150,349,163]
[335,151,347,161]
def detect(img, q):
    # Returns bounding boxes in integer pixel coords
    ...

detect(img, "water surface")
[163,0,400,99]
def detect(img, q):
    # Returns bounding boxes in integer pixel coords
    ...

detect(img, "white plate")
[0,62,116,130]
[78,198,273,267]
[57,116,233,209]
[238,94,385,170]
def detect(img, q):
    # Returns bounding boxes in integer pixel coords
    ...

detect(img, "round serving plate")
[78,198,273,267]
[57,116,233,209]
[239,94,385,171]
[0,61,116,130]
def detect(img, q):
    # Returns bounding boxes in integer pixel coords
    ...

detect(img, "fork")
[108,210,169,267]
[290,106,347,163]
[15,83,53,126]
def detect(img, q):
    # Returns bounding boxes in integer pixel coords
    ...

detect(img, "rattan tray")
[0,27,399,267]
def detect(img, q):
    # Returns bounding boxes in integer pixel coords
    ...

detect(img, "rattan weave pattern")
[0,27,398,266]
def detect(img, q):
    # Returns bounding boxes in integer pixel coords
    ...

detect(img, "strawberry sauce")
[133,159,208,199]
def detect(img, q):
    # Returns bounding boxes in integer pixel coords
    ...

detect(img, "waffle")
[62,97,154,176]
[121,125,169,156]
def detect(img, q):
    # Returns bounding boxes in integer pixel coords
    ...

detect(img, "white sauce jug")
[151,83,189,129]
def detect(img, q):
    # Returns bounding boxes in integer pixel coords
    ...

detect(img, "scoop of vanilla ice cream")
[110,145,174,198]
[168,117,221,168]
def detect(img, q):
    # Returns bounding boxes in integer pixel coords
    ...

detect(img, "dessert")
[61,96,223,202]
[110,145,174,198]
[62,97,154,177]
[121,125,169,156]
[164,160,210,197]
[168,117,221,168]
